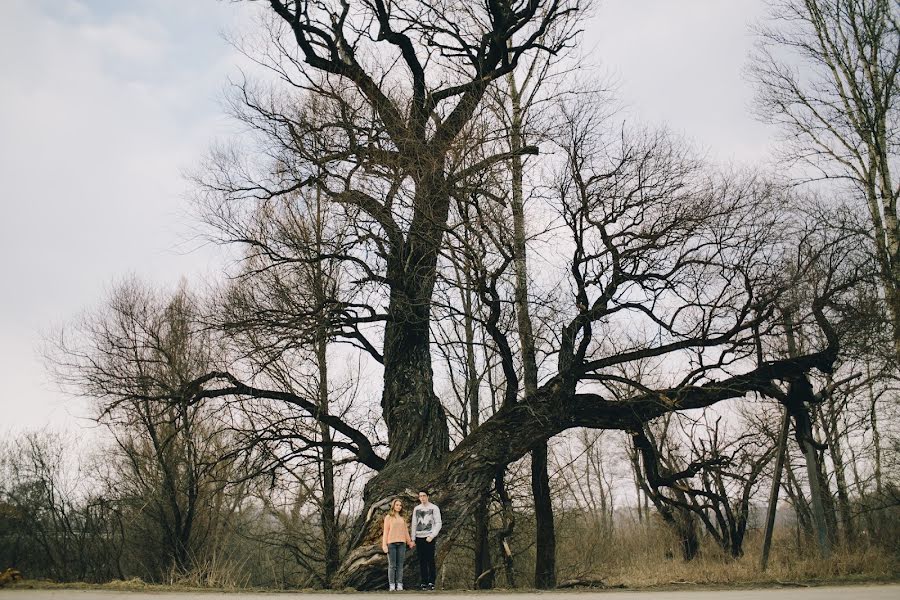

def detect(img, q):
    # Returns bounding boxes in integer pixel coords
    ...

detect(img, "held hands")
[408,541,415,548]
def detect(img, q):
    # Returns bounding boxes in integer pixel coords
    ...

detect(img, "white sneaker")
[397,583,404,591]
[389,584,396,591]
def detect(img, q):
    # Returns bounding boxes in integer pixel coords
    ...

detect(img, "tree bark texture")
[530,443,556,586]
[474,497,494,589]
[374,169,453,499]
[784,314,832,558]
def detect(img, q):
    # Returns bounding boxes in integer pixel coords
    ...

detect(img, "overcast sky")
[0,0,775,435]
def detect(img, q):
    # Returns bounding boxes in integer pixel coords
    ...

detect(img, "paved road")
[1,585,898,599]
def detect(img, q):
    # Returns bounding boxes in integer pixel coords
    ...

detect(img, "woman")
[382,498,414,591]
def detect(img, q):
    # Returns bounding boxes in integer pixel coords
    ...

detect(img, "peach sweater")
[383,514,412,545]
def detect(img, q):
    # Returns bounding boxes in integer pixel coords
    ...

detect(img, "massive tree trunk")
[375,167,453,492]
[338,167,454,588]
[333,346,834,588]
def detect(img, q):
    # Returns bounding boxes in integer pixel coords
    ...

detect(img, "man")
[410,490,441,590]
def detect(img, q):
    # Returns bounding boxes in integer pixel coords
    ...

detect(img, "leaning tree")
[182,0,851,588]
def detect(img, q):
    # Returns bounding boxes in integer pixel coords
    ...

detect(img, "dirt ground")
[1,583,899,599]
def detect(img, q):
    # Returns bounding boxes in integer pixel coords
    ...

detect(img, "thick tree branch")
[187,371,385,470]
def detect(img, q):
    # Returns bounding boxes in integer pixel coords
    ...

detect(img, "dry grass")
[554,521,899,589]
[165,552,252,589]
[431,516,899,590]
[0,569,23,588]
[5,523,898,592]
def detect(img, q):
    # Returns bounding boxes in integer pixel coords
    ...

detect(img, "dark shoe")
[427,583,435,591]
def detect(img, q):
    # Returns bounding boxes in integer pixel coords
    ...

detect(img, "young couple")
[381,490,441,591]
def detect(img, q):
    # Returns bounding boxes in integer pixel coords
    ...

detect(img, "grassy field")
[4,523,899,592]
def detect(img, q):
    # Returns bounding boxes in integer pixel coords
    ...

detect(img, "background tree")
[0,432,124,583]
[632,413,776,559]
[48,281,248,579]
[751,0,900,357]
[210,177,361,586]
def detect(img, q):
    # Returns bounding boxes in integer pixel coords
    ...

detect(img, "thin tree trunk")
[816,444,839,545]
[867,363,884,495]
[796,414,832,557]
[635,481,644,523]
[506,69,556,590]
[463,264,494,589]
[317,327,340,585]
[760,405,790,571]
[821,394,854,543]
[643,487,649,523]
[313,185,341,587]
[864,161,900,360]
[783,459,813,537]
[474,498,494,589]
[495,473,517,588]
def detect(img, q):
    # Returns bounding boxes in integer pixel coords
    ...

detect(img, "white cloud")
[76,17,166,64]
[0,0,241,432]
[585,0,773,165]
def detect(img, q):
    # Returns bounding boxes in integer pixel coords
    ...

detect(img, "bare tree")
[0,432,124,583]
[177,3,856,587]
[633,413,776,559]
[212,177,361,586]
[629,420,702,561]
[751,0,900,357]
[48,282,247,579]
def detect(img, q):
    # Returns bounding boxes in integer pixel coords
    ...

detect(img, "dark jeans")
[415,537,436,585]
[387,542,406,586]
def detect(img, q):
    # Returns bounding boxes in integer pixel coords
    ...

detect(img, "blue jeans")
[387,542,407,586]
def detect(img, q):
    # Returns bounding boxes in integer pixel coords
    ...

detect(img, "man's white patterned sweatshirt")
[410,503,442,539]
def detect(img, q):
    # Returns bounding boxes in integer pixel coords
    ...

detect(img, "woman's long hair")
[389,498,404,519]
